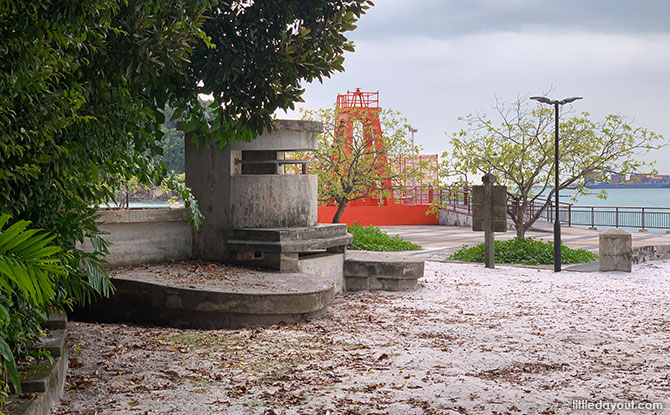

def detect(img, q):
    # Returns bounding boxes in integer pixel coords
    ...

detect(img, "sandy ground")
[52,261,670,415]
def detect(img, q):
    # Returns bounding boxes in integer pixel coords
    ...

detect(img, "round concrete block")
[344,251,425,292]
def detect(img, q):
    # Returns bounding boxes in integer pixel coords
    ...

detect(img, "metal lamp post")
[529,95,582,272]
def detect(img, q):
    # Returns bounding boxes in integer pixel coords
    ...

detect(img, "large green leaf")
[0,337,21,394]
[0,215,62,305]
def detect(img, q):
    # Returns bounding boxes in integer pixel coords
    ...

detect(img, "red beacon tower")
[335,88,395,206]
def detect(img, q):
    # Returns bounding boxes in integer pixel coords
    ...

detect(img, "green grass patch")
[449,237,598,265]
[348,224,421,251]
[157,331,248,350]
[18,361,53,382]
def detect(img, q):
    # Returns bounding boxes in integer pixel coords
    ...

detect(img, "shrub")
[449,237,598,265]
[0,214,68,398]
[348,224,421,251]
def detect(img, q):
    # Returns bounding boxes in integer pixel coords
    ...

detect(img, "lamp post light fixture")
[529,95,583,272]
[408,126,419,154]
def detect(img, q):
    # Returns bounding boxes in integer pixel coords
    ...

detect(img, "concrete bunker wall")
[90,121,328,268]
[92,208,192,267]
[185,119,323,261]
[231,174,317,228]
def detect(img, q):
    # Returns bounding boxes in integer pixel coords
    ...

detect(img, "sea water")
[558,188,670,208]
[537,187,670,232]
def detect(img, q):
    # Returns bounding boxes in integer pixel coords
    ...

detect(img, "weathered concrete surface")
[185,127,231,261]
[632,244,670,264]
[227,225,352,271]
[599,228,632,272]
[20,330,66,393]
[5,316,67,415]
[97,207,190,224]
[227,120,322,151]
[83,208,192,267]
[299,252,345,294]
[439,209,472,227]
[185,120,323,261]
[344,251,425,292]
[227,225,353,254]
[232,224,349,242]
[231,175,317,228]
[438,210,514,231]
[73,264,336,329]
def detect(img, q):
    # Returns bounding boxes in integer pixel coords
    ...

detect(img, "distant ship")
[585,173,670,189]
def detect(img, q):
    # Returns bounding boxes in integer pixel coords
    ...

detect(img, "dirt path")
[53,261,670,414]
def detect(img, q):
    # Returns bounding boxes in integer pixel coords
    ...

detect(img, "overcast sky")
[280,0,670,173]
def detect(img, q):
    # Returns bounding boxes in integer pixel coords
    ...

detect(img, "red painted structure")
[318,203,438,226]
[318,89,439,225]
[335,89,395,206]
[318,182,439,225]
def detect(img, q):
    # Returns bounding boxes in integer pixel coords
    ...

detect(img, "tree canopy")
[0,0,372,396]
[186,1,372,141]
[442,96,663,238]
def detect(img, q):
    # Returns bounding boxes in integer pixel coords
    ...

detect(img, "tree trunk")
[513,204,526,238]
[331,200,347,223]
[516,223,529,239]
[516,199,552,239]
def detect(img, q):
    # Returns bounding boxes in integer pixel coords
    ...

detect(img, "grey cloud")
[353,0,670,40]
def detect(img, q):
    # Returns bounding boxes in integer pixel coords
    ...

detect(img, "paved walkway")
[379,223,670,258]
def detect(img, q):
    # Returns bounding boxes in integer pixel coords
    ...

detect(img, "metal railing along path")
[439,187,670,231]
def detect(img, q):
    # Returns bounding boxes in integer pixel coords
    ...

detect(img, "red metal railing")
[336,88,380,109]
[321,186,439,207]
[394,186,437,205]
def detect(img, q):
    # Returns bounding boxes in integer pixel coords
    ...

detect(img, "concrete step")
[344,251,425,292]
[44,314,66,330]
[227,233,352,253]
[232,224,349,242]
[13,316,68,412]
[28,329,66,358]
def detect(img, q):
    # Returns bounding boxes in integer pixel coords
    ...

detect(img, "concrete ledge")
[228,120,323,151]
[86,208,192,267]
[227,234,353,253]
[20,330,66,394]
[632,244,670,264]
[97,207,191,224]
[344,251,425,292]
[439,209,472,227]
[228,224,352,255]
[5,316,68,415]
[439,209,515,230]
[233,224,349,242]
[73,264,337,329]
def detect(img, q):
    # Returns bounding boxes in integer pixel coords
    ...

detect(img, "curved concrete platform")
[344,251,425,292]
[73,261,336,329]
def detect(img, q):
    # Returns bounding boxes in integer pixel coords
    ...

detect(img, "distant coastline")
[584,182,670,189]
[585,173,670,189]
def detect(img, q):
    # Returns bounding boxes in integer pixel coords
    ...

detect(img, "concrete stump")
[599,228,632,272]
